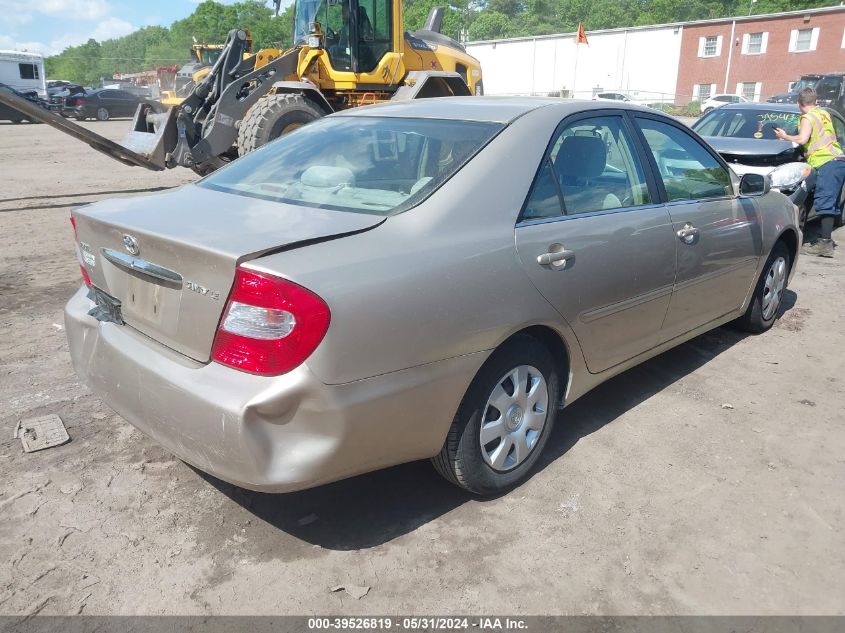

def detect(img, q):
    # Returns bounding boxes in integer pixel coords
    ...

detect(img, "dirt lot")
[0,118,844,616]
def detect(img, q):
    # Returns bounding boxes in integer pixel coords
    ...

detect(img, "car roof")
[335,96,657,124]
[718,102,798,111]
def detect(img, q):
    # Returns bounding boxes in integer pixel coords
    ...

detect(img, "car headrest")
[301,165,355,189]
[554,135,607,179]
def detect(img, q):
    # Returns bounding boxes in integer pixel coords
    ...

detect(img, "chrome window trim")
[516,203,667,227]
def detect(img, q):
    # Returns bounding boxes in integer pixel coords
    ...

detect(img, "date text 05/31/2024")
[307,617,529,630]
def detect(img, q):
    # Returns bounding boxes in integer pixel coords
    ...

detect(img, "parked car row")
[2,82,147,122]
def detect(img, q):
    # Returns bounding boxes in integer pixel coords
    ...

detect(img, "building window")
[741,82,757,101]
[18,63,38,80]
[789,27,819,52]
[694,83,715,101]
[698,35,723,58]
[742,31,768,55]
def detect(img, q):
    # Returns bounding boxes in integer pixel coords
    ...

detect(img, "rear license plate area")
[88,287,124,325]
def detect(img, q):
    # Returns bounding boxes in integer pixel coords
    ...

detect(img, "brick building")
[676,5,845,104]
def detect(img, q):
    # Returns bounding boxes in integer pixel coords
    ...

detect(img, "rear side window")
[636,117,732,202]
[200,116,503,216]
[522,115,651,220]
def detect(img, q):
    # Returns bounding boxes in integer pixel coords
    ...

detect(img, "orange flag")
[576,22,589,45]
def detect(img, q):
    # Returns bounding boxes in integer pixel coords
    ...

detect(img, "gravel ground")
[0,118,844,616]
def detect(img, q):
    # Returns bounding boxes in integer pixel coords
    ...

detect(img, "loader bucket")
[0,89,167,171]
[122,102,178,170]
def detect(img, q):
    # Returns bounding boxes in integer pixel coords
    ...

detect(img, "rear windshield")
[694,108,800,140]
[200,116,504,215]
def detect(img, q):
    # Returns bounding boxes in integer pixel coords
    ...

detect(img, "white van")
[0,50,47,97]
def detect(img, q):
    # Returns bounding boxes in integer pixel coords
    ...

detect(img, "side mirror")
[739,172,770,196]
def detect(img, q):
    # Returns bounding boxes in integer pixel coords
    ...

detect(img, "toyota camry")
[65,97,799,495]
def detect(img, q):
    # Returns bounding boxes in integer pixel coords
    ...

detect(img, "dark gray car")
[73,88,143,121]
[693,102,845,227]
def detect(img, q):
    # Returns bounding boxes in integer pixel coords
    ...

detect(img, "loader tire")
[237,93,323,156]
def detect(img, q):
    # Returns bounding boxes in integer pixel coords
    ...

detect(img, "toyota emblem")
[122,234,140,256]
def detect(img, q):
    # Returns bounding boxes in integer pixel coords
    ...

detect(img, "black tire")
[96,107,110,121]
[734,240,791,333]
[237,93,323,156]
[10,117,24,124]
[704,107,714,114]
[432,335,560,495]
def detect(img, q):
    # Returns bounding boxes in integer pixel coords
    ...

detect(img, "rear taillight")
[211,267,330,376]
[69,216,92,287]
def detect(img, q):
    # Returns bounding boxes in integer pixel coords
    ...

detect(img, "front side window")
[636,117,732,202]
[522,115,651,220]
[816,77,841,101]
[297,0,391,73]
[200,116,503,216]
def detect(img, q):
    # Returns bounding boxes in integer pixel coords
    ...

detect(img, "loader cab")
[295,0,393,73]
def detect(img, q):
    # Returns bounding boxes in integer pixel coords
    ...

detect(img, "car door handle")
[676,223,700,244]
[537,248,575,266]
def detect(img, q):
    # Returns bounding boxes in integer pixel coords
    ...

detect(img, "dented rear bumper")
[65,286,485,492]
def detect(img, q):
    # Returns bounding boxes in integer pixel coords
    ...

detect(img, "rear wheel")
[96,107,110,121]
[237,93,323,156]
[432,335,559,495]
[734,241,791,333]
[10,116,24,124]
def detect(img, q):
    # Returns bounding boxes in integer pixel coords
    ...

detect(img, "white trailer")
[0,50,47,97]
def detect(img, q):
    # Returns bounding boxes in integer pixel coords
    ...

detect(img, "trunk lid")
[73,184,384,362]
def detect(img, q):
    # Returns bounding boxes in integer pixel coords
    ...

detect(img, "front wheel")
[96,107,110,121]
[237,93,323,156]
[734,241,791,333]
[432,335,559,495]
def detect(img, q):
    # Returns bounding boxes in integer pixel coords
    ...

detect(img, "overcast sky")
[0,0,287,57]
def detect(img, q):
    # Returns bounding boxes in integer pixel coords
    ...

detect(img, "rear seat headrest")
[554,135,607,179]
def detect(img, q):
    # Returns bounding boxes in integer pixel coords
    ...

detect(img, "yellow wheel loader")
[0,1,482,175]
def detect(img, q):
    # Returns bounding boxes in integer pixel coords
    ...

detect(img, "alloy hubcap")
[762,256,787,320]
[480,365,548,472]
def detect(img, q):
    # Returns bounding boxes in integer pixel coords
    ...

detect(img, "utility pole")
[748,0,757,16]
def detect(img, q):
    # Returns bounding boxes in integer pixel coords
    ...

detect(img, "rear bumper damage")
[65,286,483,492]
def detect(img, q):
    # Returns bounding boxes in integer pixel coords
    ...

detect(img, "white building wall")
[466,26,684,103]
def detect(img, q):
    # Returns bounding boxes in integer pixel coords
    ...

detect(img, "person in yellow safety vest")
[775,87,845,257]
